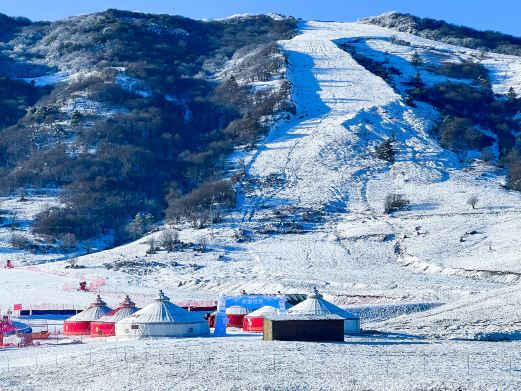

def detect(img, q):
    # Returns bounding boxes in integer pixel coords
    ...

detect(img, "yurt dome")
[115,290,209,338]
[243,305,279,333]
[225,305,250,328]
[286,288,360,334]
[90,295,139,337]
[64,295,112,336]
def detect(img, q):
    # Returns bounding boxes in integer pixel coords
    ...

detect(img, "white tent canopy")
[246,305,279,317]
[115,290,209,338]
[287,288,360,334]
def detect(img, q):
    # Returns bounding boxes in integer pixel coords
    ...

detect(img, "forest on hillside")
[0,10,297,244]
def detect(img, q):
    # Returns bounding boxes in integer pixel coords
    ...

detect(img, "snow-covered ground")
[2,20,521,347]
[373,283,521,340]
[2,334,521,390]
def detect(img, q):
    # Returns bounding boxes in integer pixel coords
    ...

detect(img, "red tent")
[63,295,112,336]
[225,306,250,328]
[243,305,279,332]
[90,295,138,337]
[207,306,251,328]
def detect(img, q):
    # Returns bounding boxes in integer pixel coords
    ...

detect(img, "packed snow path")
[245,22,456,215]
[245,22,401,213]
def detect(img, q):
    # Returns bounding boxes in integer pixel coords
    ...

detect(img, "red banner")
[13,304,22,311]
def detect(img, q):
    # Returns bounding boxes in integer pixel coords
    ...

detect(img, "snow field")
[1,335,521,390]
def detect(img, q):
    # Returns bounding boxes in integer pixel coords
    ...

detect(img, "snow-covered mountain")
[2,13,521,340]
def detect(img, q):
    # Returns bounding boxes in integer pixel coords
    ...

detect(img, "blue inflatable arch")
[213,294,286,336]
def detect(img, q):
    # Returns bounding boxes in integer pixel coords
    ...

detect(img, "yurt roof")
[286,289,359,320]
[118,290,206,324]
[67,295,112,322]
[95,295,138,323]
[265,314,345,322]
[246,305,279,317]
[95,306,139,323]
[226,305,250,315]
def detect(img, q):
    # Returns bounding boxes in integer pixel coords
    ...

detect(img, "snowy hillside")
[373,283,521,340]
[3,18,521,341]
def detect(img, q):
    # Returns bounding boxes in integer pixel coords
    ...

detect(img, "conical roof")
[119,295,136,308]
[94,295,139,323]
[67,295,112,322]
[246,305,279,317]
[121,290,206,324]
[286,288,358,320]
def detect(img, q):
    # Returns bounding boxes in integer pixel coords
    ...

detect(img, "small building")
[115,290,209,339]
[63,295,112,336]
[90,295,139,337]
[263,314,345,342]
[286,288,360,334]
[243,305,279,333]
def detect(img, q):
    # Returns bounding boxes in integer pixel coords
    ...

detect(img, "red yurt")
[90,295,138,337]
[243,305,279,332]
[63,295,112,336]
[226,306,250,328]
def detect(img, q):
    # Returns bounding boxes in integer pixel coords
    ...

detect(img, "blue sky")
[1,0,520,36]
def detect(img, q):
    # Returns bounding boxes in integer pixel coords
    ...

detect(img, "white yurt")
[115,290,209,338]
[286,288,360,334]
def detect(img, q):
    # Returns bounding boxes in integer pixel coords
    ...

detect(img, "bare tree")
[11,234,31,249]
[384,194,410,214]
[198,236,208,253]
[67,257,78,269]
[19,188,27,202]
[159,229,178,252]
[467,195,479,210]
[146,236,157,254]
[61,233,77,252]
[237,157,247,176]
[9,211,18,231]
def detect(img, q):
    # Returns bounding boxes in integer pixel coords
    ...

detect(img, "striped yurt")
[115,290,209,338]
[64,295,112,336]
[90,295,139,337]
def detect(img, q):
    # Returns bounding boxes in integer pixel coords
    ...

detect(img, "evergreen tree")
[507,87,518,103]
[376,138,396,163]
[410,51,423,66]
[475,74,492,92]
[411,70,424,88]
[144,213,155,229]
[125,213,145,239]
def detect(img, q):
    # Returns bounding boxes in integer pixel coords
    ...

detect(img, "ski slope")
[3,20,521,339]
